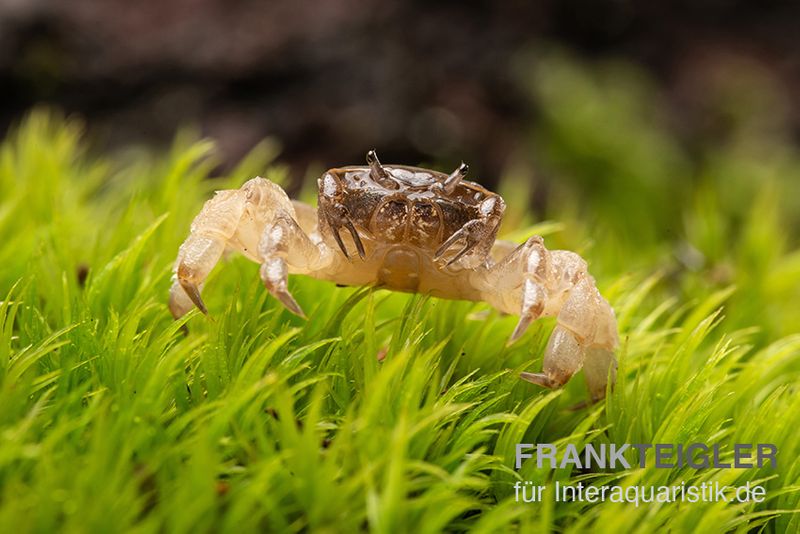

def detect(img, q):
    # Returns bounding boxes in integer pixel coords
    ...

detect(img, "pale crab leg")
[508,236,549,341]
[170,177,332,319]
[520,273,618,400]
[169,189,248,318]
[257,209,336,318]
[476,238,618,400]
[471,236,548,331]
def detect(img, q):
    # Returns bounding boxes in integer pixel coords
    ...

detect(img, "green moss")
[0,103,798,533]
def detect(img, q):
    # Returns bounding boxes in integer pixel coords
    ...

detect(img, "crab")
[169,151,619,399]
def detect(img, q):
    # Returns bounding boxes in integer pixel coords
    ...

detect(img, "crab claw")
[519,371,559,389]
[434,219,485,266]
[325,204,366,260]
[520,325,584,389]
[520,325,617,401]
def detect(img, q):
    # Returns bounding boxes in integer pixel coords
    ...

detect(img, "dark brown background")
[1,0,799,190]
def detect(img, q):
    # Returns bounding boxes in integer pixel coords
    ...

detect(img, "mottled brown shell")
[318,164,503,252]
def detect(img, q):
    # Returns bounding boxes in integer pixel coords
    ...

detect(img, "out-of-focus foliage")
[520,51,800,345]
[1,53,800,533]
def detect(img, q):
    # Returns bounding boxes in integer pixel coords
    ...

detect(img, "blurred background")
[2,1,799,183]
[2,0,800,340]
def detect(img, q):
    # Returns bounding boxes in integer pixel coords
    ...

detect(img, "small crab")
[170,151,619,399]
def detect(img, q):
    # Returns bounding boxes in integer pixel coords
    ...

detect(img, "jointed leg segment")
[170,177,333,320]
[479,238,619,400]
[257,210,335,318]
[169,189,248,318]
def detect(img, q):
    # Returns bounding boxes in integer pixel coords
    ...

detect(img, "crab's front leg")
[170,177,335,319]
[258,211,321,317]
[169,187,249,318]
[473,237,619,400]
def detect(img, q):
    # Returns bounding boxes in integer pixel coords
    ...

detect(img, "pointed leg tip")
[509,316,532,344]
[291,304,308,320]
[519,371,537,383]
[519,372,556,389]
[275,289,307,319]
[179,280,208,315]
[193,298,209,315]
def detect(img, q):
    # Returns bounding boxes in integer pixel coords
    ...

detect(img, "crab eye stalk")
[366,149,397,188]
[442,162,468,194]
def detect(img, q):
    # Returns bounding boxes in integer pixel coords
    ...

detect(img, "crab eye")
[441,162,468,194]
[480,197,497,216]
[366,149,398,189]
[322,174,338,198]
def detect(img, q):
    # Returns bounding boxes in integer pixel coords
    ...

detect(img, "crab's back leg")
[474,240,618,400]
[521,251,618,400]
